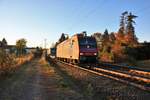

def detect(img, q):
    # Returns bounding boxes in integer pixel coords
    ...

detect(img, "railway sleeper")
[94,68,150,84]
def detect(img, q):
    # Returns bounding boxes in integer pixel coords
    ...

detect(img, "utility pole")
[44,38,47,57]
[44,39,47,49]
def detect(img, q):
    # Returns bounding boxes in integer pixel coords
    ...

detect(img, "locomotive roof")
[57,33,94,46]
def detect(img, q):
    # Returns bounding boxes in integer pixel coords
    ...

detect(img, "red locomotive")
[56,33,98,63]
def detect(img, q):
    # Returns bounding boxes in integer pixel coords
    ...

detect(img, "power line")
[67,1,150,34]
[70,0,88,18]
[67,0,108,32]
[136,5,150,14]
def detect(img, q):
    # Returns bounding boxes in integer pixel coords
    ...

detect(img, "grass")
[53,60,150,100]
[0,61,31,91]
[53,62,96,100]
[0,53,34,78]
[40,57,71,89]
[59,79,69,88]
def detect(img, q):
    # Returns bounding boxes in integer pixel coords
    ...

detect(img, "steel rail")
[54,60,150,92]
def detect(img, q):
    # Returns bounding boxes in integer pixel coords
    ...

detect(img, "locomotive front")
[78,36,98,63]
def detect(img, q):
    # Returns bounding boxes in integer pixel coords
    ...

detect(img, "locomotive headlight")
[80,53,84,55]
[94,53,97,55]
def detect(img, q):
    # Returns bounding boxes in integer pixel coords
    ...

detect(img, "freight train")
[51,33,98,64]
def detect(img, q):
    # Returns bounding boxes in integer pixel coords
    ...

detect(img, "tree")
[2,38,7,47]
[100,29,115,62]
[119,11,128,34]
[109,32,116,43]
[93,32,101,38]
[92,32,102,47]
[102,29,110,46]
[103,29,109,40]
[116,11,128,43]
[125,12,138,46]
[16,38,27,56]
[92,32,102,59]
[126,12,137,33]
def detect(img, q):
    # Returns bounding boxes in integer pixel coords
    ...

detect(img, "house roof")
[7,45,16,48]
[25,47,36,49]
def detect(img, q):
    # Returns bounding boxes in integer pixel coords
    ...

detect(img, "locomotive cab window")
[79,37,97,48]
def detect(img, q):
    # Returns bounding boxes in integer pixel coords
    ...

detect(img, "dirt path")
[0,58,84,100]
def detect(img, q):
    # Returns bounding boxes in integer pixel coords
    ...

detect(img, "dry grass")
[55,61,150,100]
[15,54,33,66]
[0,52,34,77]
[39,57,47,65]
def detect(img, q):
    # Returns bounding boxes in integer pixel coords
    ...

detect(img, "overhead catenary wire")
[67,1,150,35]
[70,0,88,19]
[67,0,109,32]
[136,4,150,14]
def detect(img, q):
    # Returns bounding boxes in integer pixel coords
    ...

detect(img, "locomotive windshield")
[79,37,97,48]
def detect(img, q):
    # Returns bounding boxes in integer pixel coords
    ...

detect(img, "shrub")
[0,49,15,76]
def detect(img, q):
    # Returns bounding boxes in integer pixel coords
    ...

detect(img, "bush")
[126,56,137,66]
[0,49,16,76]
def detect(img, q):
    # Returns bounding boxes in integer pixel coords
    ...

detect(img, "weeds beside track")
[49,58,150,92]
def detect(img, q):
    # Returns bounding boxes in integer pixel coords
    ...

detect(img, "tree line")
[54,11,150,64]
[93,11,150,63]
[0,38,43,76]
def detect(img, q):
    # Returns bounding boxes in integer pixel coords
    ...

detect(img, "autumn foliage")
[93,11,139,63]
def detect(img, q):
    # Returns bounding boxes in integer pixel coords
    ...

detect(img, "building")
[25,47,36,54]
[0,38,37,54]
[5,45,17,54]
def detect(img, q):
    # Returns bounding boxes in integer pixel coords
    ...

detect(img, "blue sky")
[0,0,150,47]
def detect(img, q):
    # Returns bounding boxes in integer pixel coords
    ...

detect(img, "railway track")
[99,62,150,78]
[48,58,150,92]
[79,63,150,91]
